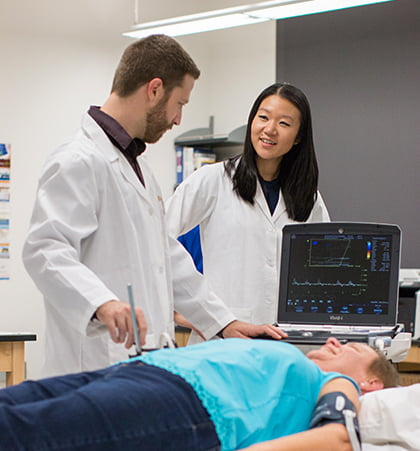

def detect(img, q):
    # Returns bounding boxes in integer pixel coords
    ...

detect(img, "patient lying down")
[0,337,398,451]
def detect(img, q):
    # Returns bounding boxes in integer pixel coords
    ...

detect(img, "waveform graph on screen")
[286,234,390,315]
[308,238,352,267]
[295,238,368,297]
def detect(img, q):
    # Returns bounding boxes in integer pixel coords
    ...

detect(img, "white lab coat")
[166,161,330,341]
[22,113,235,376]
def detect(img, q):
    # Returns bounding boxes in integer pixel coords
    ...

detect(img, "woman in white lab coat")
[166,83,330,341]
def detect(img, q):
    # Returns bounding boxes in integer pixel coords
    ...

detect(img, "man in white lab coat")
[22,34,283,377]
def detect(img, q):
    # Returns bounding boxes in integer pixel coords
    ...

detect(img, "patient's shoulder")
[319,377,360,408]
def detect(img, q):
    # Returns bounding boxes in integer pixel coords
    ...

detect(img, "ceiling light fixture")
[123,0,394,39]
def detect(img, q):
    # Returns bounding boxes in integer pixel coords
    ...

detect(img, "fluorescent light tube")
[123,0,305,39]
[123,0,394,39]
[249,0,394,20]
[123,14,267,39]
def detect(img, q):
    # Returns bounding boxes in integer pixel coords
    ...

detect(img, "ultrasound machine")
[273,222,411,362]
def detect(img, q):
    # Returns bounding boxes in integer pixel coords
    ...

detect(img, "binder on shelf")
[176,146,216,183]
[193,148,216,170]
[174,121,245,183]
[175,146,183,184]
[182,146,195,181]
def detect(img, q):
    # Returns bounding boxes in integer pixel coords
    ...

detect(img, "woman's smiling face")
[251,94,301,171]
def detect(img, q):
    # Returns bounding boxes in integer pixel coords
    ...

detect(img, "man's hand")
[220,320,288,340]
[95,300,147,349]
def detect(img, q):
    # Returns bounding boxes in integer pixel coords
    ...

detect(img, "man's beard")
[143,97,171,144]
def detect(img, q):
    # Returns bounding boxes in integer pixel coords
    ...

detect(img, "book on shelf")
[193,149,217,170]
[176,146,216,183]
[175,146,183,184]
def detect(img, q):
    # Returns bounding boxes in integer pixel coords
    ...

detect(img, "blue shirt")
[178,225,203,273]
[128,339,357,450]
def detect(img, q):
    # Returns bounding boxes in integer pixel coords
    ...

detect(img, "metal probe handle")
[127,283,142,355]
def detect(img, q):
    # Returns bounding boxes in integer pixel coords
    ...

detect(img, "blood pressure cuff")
[310,391,361,450]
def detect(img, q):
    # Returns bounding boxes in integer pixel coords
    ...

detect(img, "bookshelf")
[174,116,245,184]
[174,116,246,148]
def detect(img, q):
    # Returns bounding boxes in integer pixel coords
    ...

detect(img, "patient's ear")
[360,377,384,394]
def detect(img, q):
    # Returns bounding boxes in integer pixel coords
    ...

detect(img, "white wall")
[0,22,276,379]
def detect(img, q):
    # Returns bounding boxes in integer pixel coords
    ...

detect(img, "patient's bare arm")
[238,423,352,451]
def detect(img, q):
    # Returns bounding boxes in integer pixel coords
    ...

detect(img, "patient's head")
[307,337,399,394]
[367,348,400,389]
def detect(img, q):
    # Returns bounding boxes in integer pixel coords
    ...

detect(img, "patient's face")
[307,337,377,385]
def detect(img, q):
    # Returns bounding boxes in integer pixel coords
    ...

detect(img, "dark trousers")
[0,361,221,450]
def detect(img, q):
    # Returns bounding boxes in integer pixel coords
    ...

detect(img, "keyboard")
[284,329,371,345]
[255,329,370,345]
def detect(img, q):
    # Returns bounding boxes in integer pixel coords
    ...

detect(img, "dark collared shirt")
[88,106,146,186]
[258,175,281,215]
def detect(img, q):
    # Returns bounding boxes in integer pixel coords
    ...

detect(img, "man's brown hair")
[112,34,200,97]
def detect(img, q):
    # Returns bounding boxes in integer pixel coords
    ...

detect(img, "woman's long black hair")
[224,82,319,222]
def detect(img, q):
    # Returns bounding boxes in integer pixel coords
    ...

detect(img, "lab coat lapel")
[82,112,153,207]
[254,181,275,223]
[272,193,288,222]
[254,178,288,224]
[117,155,149,201]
